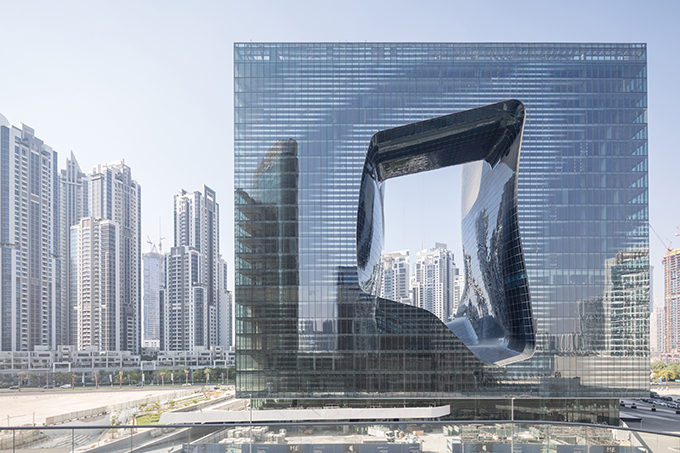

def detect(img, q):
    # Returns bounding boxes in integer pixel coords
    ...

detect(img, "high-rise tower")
[378,251,411,305]
[143,245,164,347]
[161,245,204,351]
[663,248,680,353]
[72,217,119,350]
[218,258,232,348]
[59,152,89,346]
[89,160,141,352]
[163,185,221,350]
[411,243,457,323]
[0,116,60,351]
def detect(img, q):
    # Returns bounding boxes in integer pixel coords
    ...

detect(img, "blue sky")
[0,0,678,301]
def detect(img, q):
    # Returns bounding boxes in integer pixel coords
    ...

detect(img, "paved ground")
[0,387,188,427]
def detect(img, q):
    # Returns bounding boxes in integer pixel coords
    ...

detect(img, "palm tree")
[204,368,212,386]
[17,372,26,392]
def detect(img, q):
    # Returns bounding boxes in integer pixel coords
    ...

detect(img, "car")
[59,384,71,389]
[662,396,673,401]
[181,383,192,387]
[42,385,54,389]
[8,386,18,390]
[651,391,660,398]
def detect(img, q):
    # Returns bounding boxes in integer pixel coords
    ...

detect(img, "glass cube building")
[234,43,649,421]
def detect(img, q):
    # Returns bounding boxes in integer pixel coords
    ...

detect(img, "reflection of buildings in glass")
[663,248,680,352]
[603,249,649,357]
[554,249,649,390]
[235,43,649,404]
[235,139,299,395]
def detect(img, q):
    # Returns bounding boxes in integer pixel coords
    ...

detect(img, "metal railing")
[1,420,678,453]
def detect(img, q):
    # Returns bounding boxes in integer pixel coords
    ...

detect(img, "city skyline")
[0,1,678,302]
[0,115,231,353]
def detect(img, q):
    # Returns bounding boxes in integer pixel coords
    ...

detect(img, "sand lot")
[0,387,191,427]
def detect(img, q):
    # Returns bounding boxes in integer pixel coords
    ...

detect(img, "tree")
[651,361,667,372]
[96,370,104,385]
[128,370,142,384]
[660,369,676,383]
[53,372,72,385]
[669,362,680,378]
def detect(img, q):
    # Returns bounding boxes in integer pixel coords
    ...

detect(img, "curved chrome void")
[356,100,535,366]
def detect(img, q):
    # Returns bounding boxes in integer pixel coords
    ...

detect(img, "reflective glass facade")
[235,43,649,400]
[356,101,534,366]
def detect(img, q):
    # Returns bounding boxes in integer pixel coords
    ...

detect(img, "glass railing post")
[511,421,515,453]
[71,428,74,453]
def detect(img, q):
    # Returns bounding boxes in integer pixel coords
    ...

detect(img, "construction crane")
[146,236,156,253]
[649,223,676,253]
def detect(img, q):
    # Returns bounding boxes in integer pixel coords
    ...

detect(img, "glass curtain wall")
[234,43,649,399]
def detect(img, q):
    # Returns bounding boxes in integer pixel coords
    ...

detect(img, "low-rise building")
[0,345,234,373]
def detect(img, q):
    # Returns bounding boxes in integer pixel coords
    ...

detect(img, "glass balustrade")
[0,421,677,453]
